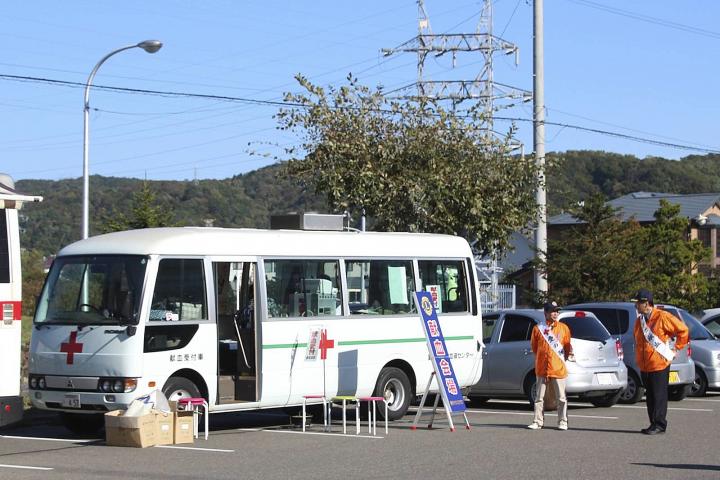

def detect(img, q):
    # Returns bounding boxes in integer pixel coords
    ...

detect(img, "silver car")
[664,307,720,396]
[567,302,695,403]
[469,309,628,408]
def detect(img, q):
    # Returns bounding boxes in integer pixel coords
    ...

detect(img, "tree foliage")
[21,249,46,317]
[101,182,175,232]
[542,195,645,304]
[542,197,712,310]
[275,74,540,254]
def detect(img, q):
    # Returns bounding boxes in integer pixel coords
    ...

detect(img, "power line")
[2,72,719,155]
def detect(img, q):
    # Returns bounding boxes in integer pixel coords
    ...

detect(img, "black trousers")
[641,366,670,430]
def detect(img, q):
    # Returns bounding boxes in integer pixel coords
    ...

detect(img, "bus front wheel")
[374,367,412,421]
[163,376,202,402]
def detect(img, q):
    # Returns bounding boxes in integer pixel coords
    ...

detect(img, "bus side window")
[418,260,468,313]
[264,259,342,318]
[346,260,415,315]
[150,258,207,321]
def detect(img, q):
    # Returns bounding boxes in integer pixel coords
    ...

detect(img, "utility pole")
[533,0,548,294]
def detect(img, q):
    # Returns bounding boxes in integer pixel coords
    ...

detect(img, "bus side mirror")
[126,325,137,337]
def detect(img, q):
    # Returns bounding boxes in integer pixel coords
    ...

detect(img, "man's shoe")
[558,424,568,431]
[527,422,542,430]
[644,426,665,435]
[640,426,652,434]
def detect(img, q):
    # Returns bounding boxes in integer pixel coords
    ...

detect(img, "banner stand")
[411,291,471,432]
[411,372,470,432]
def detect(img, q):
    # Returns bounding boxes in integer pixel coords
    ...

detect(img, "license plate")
[669,371,680,383]
[596,373,614,385]
[62,394,81,409]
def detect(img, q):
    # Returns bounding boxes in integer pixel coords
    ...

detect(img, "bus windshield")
[34,255,147,326]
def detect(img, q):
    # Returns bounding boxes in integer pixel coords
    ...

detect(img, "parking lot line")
[611,405,713,412]
[237,427,384,439]
[0,435,99,443]
[464,409,618,420]
[155,445,235,453]
[0,464,53,471]
[683,397,720,402]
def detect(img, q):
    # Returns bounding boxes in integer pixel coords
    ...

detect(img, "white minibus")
[0,173,42,427]
[29,224,483,433]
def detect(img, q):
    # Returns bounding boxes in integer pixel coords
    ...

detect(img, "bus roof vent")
[270,213,345,231]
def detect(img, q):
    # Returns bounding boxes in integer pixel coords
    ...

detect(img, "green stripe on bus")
[262,335,473,350]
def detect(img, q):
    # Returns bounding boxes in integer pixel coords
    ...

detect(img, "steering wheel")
[79,303,101,313]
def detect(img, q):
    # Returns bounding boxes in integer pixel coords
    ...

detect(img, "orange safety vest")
[531,321,572,379]
[634,308,689,373]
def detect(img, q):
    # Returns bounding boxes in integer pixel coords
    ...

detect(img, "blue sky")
[2,0,719,182]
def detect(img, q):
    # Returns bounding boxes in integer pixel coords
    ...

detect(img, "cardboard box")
[155,411,175,446]
[105,410,157,448]
[174,408,195,444]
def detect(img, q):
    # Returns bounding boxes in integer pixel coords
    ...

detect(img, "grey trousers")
[533,376,568,426]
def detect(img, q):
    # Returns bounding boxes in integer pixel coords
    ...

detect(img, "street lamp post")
[82,40,163,239]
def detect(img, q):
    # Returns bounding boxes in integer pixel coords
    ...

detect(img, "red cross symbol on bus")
[60,331,84,365]
[319,329,335,360]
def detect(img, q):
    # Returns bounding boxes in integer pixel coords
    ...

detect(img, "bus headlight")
[98,377,137,393]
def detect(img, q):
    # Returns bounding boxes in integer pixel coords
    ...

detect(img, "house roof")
[550,192,720,225]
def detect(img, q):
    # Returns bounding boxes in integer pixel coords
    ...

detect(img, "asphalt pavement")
[1,394,718,479]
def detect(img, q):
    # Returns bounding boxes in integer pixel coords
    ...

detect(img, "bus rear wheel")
[61,412,104,435]
[162,376,202,402]
[374,367,412,421]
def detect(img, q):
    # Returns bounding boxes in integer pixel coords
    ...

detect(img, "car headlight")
[29,376,38,389]
[101,379,111,392]
[38,377,46,389]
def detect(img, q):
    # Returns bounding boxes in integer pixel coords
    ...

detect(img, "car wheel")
[467,395,489,407]
[61,412,104,435]
[689,370,708,397]
[162,376,202,402]
[589,390,622,408]
[619,370,644,404]
[668,384,691,401]
[523,374,537,410]
[374,367,412,421]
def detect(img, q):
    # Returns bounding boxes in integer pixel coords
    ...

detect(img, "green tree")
[21,248,46,317]
[275,74,540,254]
[541,195,646,304]
[102,182,174,232]
[641,200,711,310]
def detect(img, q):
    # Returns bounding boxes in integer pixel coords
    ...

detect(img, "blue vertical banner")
[415,291,467,413]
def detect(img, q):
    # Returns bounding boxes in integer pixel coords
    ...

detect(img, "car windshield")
[676,309,715,340]
[560,314,611,342]
[34,255,147,326]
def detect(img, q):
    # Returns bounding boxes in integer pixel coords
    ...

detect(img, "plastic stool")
[178,397,209,440]
[331,396,360,434]
[302,395,329,432]
[357,396,388,435]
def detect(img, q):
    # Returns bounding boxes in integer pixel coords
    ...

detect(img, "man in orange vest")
[632,289,689,435]
[527,301,574,431]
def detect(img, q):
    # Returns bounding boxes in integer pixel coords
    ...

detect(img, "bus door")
[214,261,257,404]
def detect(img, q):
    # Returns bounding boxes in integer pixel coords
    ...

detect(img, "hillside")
[16,164,329,255]
[15,151,720,255]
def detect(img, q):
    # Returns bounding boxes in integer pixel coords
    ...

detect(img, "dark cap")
[543,301,562,312]
[631,289,653,304]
